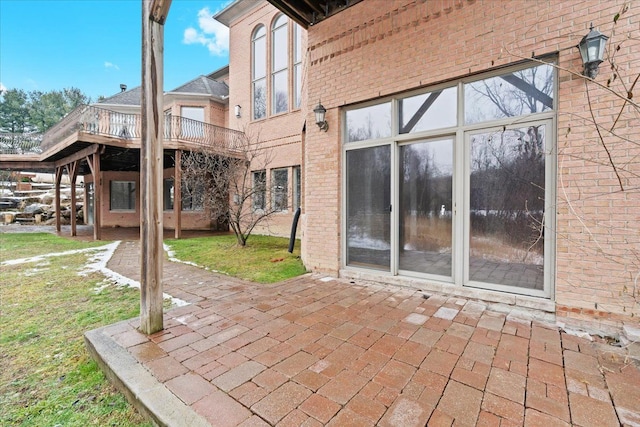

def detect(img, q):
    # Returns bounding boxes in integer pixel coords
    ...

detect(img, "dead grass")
[0,233,150,426]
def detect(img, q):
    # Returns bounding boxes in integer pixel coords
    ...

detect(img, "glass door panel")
[346,146,391,270]
[399,138,453,276]
[468,125,546,289]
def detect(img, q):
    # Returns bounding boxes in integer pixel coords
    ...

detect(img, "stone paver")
[82,240,640,426]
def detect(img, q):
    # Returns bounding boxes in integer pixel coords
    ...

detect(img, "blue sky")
[0,0,233,101]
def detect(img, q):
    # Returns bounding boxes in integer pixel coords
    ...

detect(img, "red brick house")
[215,0,639,333]
[1,0,637,333]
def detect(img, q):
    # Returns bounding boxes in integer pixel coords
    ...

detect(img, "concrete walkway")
[86,241,640,427]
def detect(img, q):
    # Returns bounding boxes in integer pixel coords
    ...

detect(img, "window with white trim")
[293,23,303,109]
[271,15,288,114]
[252,26,267,120]
[343,61,556,297]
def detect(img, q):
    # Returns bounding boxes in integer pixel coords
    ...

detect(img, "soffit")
[267,0,363,28]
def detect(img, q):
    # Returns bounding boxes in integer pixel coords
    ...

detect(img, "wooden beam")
[150,0,172,24]
[0,161,55,170]
[54,144,100,168]
[140,0,166,335]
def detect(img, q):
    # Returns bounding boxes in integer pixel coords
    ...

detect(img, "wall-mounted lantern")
[313,101,328,132]
[578,24,608,79]
[234,105,241,118]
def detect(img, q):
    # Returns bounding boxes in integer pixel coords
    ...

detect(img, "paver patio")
[86,240,640,426]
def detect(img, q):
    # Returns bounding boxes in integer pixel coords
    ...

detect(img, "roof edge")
[214,0,261,27]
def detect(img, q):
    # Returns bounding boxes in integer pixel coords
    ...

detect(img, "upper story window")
[252,25,267,120]
[293,23,302,109]
[251,16,304,120]
[271,15,288,115]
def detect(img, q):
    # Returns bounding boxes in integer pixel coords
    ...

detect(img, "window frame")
[292,23,303,110]
[341,59,557,298]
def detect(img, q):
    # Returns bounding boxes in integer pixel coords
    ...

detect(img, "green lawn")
[166,234,307,283]
[0,233,151,427]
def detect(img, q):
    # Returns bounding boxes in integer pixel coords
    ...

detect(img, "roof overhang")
[214,0,262,27]
[267,0,363,28]
[215,0,362,29]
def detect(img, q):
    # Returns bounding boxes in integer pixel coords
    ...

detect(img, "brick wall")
[303,0,640,329]
[228,2,307,238]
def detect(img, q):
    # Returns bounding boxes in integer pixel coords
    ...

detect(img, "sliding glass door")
[399,138,453,277]
[345,145,391,270]
[343,61,555,297]
[467,124,547,290]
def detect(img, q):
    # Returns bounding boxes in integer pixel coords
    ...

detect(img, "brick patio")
[86,240,640,426]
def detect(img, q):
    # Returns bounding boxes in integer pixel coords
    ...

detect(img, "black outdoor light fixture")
[314,101,328,132]
[578,24,609,79]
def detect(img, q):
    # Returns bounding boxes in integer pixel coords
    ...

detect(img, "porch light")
[578,24,608,79]
[313,101,328,132]
[234,105,241,118]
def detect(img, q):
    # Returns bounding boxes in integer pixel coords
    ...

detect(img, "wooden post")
[54,167,63,233]
[140,0,170,334]
[174,149,182,239]
[86,151,102,241]
[67,161,79,237]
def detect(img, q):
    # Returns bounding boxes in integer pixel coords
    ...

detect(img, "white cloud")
[0,82,6,93]
[104,62,120,70]
[183,7,229,56]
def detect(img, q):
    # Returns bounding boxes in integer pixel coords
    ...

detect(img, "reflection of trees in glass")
[470,126,545,257]
[465,64,554,124]
[400,143,451,216]
[346,103,391,142]
[274,90,288,114]
[253,84,266,119]
[253,170,266,210]
[399,141,453,265]
[272,168,288,211]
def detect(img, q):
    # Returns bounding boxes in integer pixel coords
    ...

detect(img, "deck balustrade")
[1,104,244,155]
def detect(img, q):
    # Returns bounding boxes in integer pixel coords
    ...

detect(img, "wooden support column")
[88,151,102,241]
[54,167,63,233]
[67,161,79,237]
[140,0,171,334]
[174,149,182,239]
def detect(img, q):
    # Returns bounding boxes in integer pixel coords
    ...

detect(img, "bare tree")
[179,130,280,246]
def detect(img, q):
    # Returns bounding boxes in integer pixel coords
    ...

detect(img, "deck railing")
[33,104,245,154]
[0,133,43,155]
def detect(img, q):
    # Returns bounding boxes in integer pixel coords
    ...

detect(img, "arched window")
[293,23,302,109]
[271,15,288,114]
[252,25,266,120]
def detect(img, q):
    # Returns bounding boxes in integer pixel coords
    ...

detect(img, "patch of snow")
[1,241,189,308]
